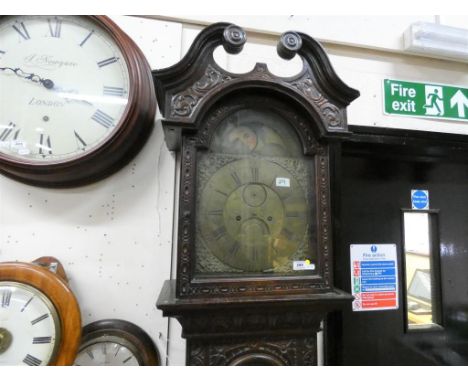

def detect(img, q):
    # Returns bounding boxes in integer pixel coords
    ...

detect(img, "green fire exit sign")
[384,79,468,122]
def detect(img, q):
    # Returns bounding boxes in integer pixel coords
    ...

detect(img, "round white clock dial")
[0,281,61,366]
[0,15,130,162]
[74,337,139,366]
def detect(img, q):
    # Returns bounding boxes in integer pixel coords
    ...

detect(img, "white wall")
[0,16,183,366]
[2,15,468,366]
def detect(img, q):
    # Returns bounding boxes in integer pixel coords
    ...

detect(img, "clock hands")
[0,67,93,107]
[0,66,54,89]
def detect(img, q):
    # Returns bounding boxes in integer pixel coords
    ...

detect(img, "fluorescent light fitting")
[404,22,468,62]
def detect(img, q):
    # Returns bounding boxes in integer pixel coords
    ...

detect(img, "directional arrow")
[450,90,468,118]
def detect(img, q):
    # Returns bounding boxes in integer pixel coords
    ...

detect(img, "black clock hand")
[0,66,54,89]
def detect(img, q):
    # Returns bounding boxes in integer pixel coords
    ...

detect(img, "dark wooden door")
[327,140,468,365]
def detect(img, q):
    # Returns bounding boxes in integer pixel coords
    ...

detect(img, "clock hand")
[0,66,54,89]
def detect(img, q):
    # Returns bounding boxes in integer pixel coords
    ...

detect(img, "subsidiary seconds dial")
[0,16,156,187]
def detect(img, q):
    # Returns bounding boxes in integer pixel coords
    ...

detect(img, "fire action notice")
[350,244,399,312]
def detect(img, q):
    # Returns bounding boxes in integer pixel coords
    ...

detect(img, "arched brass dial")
[198,157,308,272]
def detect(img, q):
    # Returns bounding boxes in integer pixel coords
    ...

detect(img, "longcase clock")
[154,23,360,365]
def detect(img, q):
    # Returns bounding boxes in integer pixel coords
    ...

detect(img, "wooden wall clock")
[0,16,156,187]
[0,257,81,365]
[74,319,161,366]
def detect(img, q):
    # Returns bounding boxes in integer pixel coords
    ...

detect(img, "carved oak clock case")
[155,23,359,365]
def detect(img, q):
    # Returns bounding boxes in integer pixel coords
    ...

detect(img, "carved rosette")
[223,24,247,54]
[277,31,303,60]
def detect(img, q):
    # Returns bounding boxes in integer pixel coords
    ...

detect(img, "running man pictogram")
[424,86,444,116]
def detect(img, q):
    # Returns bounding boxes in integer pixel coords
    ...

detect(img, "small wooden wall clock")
[0,16,156,187]
[74,319,161,366]
[0,257,81,366]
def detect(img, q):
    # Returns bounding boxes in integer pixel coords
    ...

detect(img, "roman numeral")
[0,122,20,141]
[114,346,121,357]
[231,171,241,186]
[48,17,62,38]
[212,226,227,241]
[123,356,134,364]
[229,241,240,257]
[215,189,228,197]
[91,110,114,129]
[79,30,94,47]
[0,127,12,141]
[38,134,52,156]
[251,167,259,182]
[74,131,87,149]
[208,209,223,216]
[33,336,52,344]
[103,86,126,97]
[1,289,12,308]
[86,350,94,359]
[13,21,30,40]
[97,57,119,68]
[31,313,49,325]
[23,354,42,366]
[21,296,34,312]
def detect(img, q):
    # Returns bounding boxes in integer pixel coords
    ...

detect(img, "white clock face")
[74,338,139,366]
[0,281,61,366]
[0,15,130,162]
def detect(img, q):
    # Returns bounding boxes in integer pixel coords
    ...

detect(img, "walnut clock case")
[0,16,156,187]
[155,23,359,365]
[0,258,81,366]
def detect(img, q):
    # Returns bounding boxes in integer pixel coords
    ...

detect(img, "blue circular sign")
[412,190,429,210]
[371,245,377,253]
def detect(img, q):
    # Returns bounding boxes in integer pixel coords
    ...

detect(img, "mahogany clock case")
[0,16,156,188]
[0,261,82,365]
